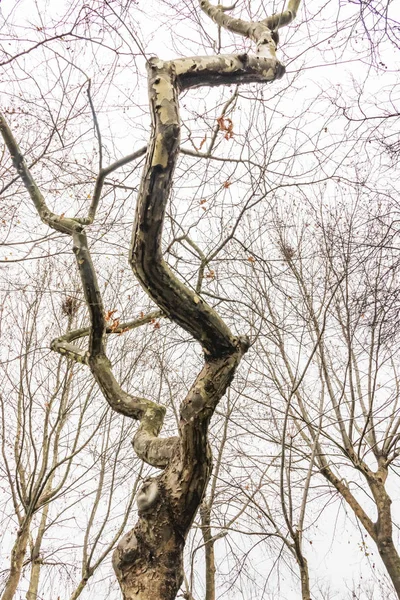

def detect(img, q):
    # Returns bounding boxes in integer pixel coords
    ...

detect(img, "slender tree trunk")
[26,562,40,600]
[200,503,216,600]
[298,556,311,600]
[26,501,51,600]
[377,538,400,598]
[292,531,311,600]
[2,516,31,600]
[322,460,400,599]
[370,480,400,598]
[69,571,93,600]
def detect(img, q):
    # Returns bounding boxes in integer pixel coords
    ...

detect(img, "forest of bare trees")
[1,0,399,599]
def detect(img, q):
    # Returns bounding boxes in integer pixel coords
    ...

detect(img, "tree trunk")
[322,461,400,599]
[377,538,400,598]
[0,5,299,600]
[2,517,31,600]
[298,556,311,600]
[112,15,284,598]
[200,503,216,600]
[370,479,400,598]
[113,438,211,600]
[113,353,241,599]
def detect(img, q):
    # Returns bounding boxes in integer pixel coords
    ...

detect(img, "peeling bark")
[113,347,247,599]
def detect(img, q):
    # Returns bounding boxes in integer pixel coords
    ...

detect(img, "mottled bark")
[116,18,285,595]
[113,348,246,600]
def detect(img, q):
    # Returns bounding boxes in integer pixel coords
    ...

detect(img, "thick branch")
[51,310,163,364]
[199,0,277,58]
[130,53,282,359]
[263,0,301,31]
[176,54,285,90]
[320,462,376,540]
[71,230,178,468]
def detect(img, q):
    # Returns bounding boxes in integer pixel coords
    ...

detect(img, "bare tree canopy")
[0,0,399,599]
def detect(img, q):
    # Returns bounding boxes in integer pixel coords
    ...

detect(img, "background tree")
[0,266,143,600]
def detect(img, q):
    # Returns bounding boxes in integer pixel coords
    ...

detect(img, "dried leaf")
[105,309,118,321]
[118,327,130,336]
[199,135,207,150]
[110,319,120,332]
[217,115,234,140]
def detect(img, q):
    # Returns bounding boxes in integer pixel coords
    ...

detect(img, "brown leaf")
[118,327,130,336]
[105,309,118,321]
[110,319,120,332]
[199,135,207,150]
[217,115,234,140]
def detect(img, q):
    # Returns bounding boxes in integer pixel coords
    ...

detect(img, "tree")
[1,0,399,598]
[0,2,301,599]
[238,190,400,597]
[0,265,142,600]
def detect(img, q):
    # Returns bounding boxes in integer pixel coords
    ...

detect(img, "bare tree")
[242,192,400,597]
[0,1,301,599]
[2,0,398,598]
[0,268,143,600]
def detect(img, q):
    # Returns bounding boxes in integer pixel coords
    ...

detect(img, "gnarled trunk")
[113,352,244,599]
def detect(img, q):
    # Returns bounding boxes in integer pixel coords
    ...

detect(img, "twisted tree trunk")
[111,7,288,597]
